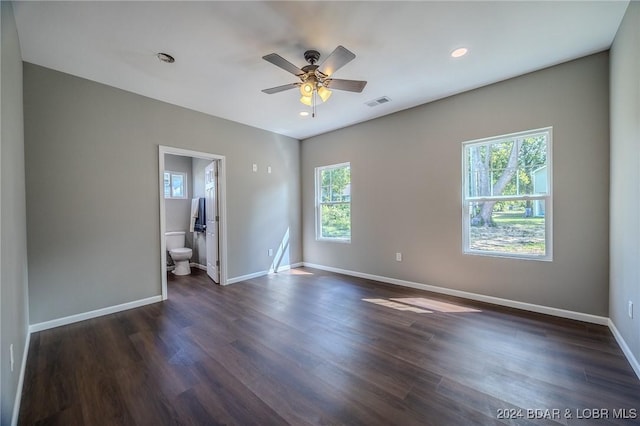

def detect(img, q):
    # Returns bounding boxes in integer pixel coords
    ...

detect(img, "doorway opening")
[158,146,228,300]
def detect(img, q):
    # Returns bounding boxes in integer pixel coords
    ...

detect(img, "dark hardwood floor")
[19,268,640,425]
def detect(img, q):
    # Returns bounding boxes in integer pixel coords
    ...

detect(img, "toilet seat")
[169,248,192,256]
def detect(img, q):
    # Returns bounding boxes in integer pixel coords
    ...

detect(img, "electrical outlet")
[267,166,272,174]
[396,252,402,262]
[629,301,634,319]
[268,248,273,257]
[10,344,14,372]
[252,163,258,172]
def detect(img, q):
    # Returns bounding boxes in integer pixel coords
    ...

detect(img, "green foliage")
[492,211,544,226]
[470,210,546,255]
[320,165,351,239]
[321,166,351,202]
[467,135,547,197]
[321,204,351,239]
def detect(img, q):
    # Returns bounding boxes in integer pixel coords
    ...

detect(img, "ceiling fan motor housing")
[304,49,321,65]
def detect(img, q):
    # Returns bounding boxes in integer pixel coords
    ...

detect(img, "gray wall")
[24,63,301,324]
[302,53,610,316]
[0,2,29,424]
[610,2,640,368]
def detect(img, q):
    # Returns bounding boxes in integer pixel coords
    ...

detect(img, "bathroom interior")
[164,153,215,282]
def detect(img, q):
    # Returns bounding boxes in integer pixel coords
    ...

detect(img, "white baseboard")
[29,295,163,333]
[609,319,640,379]
[270,262,304,273]
[227,270,269,285]
[226,262,304,285]
[302,262,609,326]
[189,262,207,271]
[11,331,31,426]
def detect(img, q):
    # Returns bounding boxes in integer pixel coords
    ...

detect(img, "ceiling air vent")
[365,96,391,107]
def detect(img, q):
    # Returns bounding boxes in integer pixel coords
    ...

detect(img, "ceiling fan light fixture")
[300,95,313,106]
[300,81,315,96]
[317,86,332,102]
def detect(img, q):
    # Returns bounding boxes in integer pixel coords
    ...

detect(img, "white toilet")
[165,231,193,275]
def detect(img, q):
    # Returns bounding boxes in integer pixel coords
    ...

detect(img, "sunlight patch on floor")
[362,298,431,313]
[362,297,482,314]
[391,297,482,313]
[281,268,314,276]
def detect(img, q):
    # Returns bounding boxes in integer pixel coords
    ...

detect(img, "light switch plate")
[10,344,14,372]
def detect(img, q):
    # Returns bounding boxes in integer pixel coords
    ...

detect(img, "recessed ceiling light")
[451,47,468,58]
[157,52,175,63]
[299,111,310,117]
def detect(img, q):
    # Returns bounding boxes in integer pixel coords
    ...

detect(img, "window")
[316,162,351,242]
[462,128,552,260]
[164,171,187,199]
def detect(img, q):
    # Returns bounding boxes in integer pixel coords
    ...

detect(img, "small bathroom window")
[164,171,187,199]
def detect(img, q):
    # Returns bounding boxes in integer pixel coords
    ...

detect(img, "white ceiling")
[13,1,629,140]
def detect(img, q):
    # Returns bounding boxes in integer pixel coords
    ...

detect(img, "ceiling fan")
[261,46,367,117]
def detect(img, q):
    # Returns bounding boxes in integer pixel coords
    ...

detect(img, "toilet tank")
[165,231,185,250]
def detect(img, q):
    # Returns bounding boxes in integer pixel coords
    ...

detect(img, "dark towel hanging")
[194,198,206,232]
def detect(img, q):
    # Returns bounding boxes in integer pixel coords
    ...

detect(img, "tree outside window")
[316,163,351,242]
[463,128,552,260]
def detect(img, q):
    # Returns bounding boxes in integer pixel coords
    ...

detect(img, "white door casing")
[159,145,227,300]
[205,161,220,283]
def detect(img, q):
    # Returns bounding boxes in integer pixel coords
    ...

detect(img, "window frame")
[164,171,188,199]
[462,127,553,261]
[315,162,352,243]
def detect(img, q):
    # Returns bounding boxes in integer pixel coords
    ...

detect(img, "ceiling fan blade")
[325,79,367,93]
[318,46,356,77]
[262,53,304,76]
[261,83,299,94]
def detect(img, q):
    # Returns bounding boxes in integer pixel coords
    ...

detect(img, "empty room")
[1,1,639,425]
